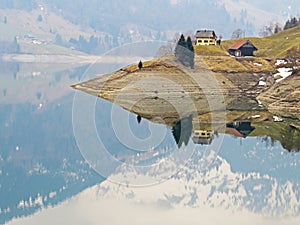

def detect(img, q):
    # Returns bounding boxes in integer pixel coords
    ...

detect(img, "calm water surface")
[0,59,300,225]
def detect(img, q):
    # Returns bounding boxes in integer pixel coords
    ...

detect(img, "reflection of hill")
[251,121,300,152]
[226,121,255,138]
[0,61,86,104]
[95,143,300,218]
[0,61,125,104]
[0,94,104,224]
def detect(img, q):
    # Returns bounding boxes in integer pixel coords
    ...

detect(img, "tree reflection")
[172,115,193,148]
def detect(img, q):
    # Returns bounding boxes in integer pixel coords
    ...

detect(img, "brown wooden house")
[229,40,258,57]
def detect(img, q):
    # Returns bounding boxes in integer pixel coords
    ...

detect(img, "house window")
[197,39,202,43]
[204,40,208,43]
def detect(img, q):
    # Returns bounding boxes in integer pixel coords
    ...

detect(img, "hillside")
[0,9,108,41]
[257,71,300,120]
[1,0,295,46]
[193,26,300,75]
[0,8,112,55]
[72,55,278,122]
[221,26,300,58]
[72,33,300,130]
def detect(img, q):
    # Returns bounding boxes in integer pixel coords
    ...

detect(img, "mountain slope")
[0,8,113,54]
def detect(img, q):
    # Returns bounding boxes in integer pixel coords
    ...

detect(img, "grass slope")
[193,26,300,73]
[194,45,228,56]
[222,26,300,58]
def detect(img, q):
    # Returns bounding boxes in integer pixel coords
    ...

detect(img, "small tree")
[186,36,194,69]
[175,34,194,68]
[231,29,245,39]
[217,35,222,45]
[3,16,7,24]
[37,15,43,22]
[155,42,173,57]
[55,34,63,45]
[175,34,186,59]
[138,60,143,69]
[284,17,300,30]
[14,37,20,53]
[274,23,282,34]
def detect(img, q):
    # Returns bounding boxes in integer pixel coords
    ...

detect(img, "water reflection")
[1,59,300,224]
[0,60,129,224]
[0,64,105,224]
[192,129,214,145]
[165,114,300,152]
[226,121,255,138]
[172,115,193,148]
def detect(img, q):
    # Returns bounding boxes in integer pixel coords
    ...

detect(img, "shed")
[229,40,257,57]
[195,30,217,46]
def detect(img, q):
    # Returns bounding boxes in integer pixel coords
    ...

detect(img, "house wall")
[229,49,241,56]
[240,47,254,56]
[195,37,216,46]
[229,47,255,57]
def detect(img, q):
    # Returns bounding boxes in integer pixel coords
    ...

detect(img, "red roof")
[229,39,257,50]
[229,40,248,50]
[226,128,245,138]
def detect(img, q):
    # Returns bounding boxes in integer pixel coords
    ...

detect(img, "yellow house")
[195,30,217,46]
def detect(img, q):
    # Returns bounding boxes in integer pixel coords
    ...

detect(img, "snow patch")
[275,59,288,66]
[253,62,262,66]
[274,68,293,82]
[273,116,283,122]
[258,81,266,86]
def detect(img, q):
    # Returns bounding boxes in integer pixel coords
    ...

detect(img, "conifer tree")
[186,36,194,69]
[175,34,186,60]
[138,60,143,69]
[174,34,194,69]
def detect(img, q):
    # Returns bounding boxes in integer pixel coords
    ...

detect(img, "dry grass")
[194,45,228,56]
[235,57,275,72]
[200,55,249,72]
[222,26,300,58]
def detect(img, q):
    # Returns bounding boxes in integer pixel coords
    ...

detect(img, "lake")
[1,52,300,225]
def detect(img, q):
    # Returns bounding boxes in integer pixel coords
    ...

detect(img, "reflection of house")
[192,130,214,145]
[195,30,217,46]
[226,121,255,138]
[229,40,257,57]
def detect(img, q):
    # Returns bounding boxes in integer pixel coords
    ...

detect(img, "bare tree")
[155,42,174,57]
[259,22,275,37]
[231,29,245,39]
[173,32,181,44]
[274,23,282,34]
